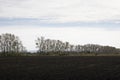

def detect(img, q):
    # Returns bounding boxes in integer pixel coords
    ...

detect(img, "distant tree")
[0,33,26,55]
[35,36,45,53]
[64,42,70,51]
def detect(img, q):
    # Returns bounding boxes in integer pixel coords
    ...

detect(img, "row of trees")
[0,33,120,56]
[35,37,120,54]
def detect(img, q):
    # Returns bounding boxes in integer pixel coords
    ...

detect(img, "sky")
[0,0,120,51]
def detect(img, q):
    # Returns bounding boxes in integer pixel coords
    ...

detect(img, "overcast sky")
[0,0,120,51]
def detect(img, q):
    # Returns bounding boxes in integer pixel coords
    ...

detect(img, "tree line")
[35,37,120,55]
[0,33,120,56]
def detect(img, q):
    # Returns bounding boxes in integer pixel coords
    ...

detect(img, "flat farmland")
[0,56,120,80]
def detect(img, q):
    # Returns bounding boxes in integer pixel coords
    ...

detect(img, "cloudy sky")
[0,0,120,51]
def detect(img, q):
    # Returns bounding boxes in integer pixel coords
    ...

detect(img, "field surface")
[0,56,120,80]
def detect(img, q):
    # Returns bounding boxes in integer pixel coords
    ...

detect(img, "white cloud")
[0,0,120,23]
[0,26,120,51]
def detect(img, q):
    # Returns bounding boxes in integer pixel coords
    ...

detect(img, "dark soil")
[0,56,120,80]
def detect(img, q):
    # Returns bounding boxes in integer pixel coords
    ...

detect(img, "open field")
[0,56,120,80]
